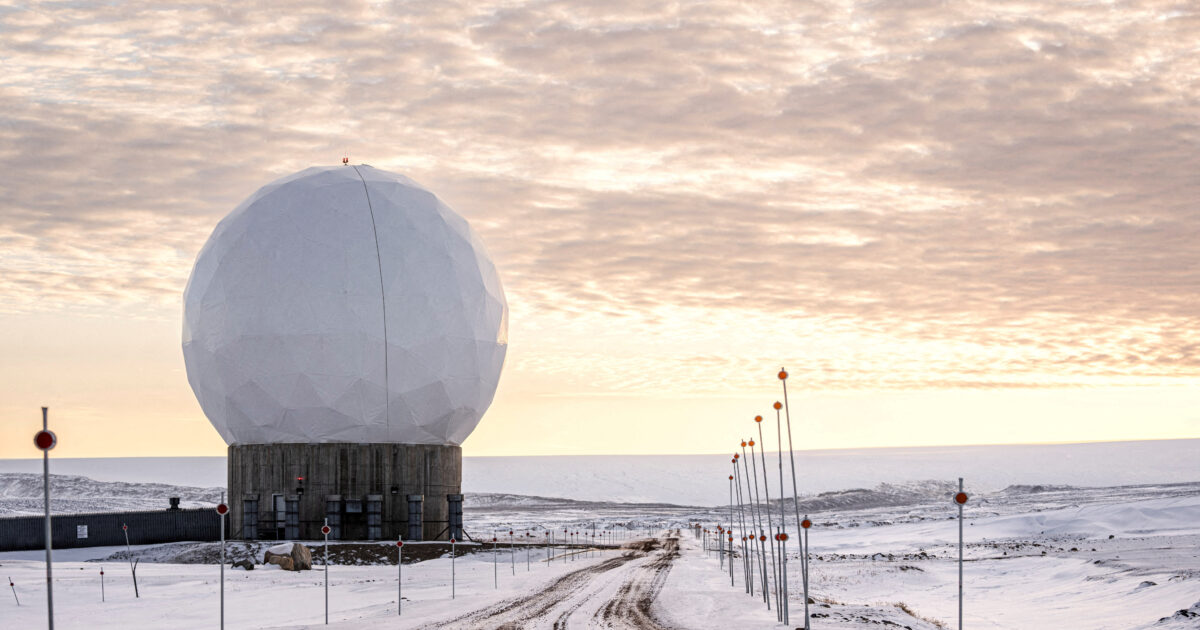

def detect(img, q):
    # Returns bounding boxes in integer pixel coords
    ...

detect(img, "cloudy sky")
[2,0,1198,458]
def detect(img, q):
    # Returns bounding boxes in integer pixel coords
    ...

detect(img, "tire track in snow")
[427,536,681,629]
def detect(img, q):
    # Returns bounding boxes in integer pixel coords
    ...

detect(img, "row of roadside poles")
[709,368,811,628]
[704,371,974,630]
[488,527,624,590]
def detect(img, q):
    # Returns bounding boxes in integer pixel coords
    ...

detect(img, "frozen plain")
[1,440,1198,629]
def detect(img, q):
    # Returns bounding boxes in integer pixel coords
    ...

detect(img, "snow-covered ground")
[2,475,1198,628]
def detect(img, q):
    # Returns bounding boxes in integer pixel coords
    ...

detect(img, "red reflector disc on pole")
[33,430,56,451]
[215,503,229,515]
[801,519,812,529]
[321,526,331,535]
[955,492,968,504]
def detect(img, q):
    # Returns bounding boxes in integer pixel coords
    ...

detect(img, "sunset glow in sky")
[2,1,1198,458]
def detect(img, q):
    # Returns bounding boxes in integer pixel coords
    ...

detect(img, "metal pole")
[122,524,138,597]
[780,369,811,630]
[803,519,810,620]
[510,530,515,576]
[8,577,18,605]
[747,440,771,609]
[781,530,789,625]
[100,568,104,603]
[959,477,964,630]
[733,460,750,595]
[719,526,725,570]
[42,407,54,630]
[451,538,456,599]
[728,476,734,586]
[776,407,788,622]
[219,493,225,630]
[753,426,780,615]
[493,536,498,588]
[324,518,329,625]
[398,539,403,616]
[741,443,766,601]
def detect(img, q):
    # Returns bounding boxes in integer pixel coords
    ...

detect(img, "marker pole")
[778,367,811,630]
[775,406,788,622]
[801,516,812,623]
[755,419,780,620]
[958,478,965,630]
[728,475,735,586]
[100,568,104,602]
[323,518,329,625]
[510,530,515,576]
[733,459,751,596]
[122,524,138,598]
[803,527,811,626]
[396,539,403,616]
[8,577,18,605]
[780,531,789,625]
[38,407,54,630]
[493,536,498,588]
[451,538,457,599]
[750,431,776,613]
[219,497,226,630]
[718,525,724,570]
[740,443,766,601]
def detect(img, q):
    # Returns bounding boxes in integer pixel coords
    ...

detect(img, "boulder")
[266,555,295,571]
[231,559,254,571]
[264,542,312,571]
[290,543,313,570]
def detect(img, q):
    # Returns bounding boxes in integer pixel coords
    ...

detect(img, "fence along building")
[0,505,219,552]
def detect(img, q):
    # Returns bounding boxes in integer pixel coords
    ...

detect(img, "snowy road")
[428,535,680,629]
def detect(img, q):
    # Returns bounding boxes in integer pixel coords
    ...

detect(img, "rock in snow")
[264,542,312,571]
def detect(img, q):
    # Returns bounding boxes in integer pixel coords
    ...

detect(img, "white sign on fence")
[76,525,88,539]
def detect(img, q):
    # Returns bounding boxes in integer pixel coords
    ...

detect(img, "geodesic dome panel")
[182,165,507,445]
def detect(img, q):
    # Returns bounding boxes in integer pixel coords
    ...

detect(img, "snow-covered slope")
[0,473,224,516]
[1,439,1196,506]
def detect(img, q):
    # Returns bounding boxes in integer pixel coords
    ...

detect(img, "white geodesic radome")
[182,164,507,445]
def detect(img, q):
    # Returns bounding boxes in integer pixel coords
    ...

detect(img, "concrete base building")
[228,443,462,541]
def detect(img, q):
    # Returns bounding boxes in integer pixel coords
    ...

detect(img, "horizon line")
[0,436,1195,462]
